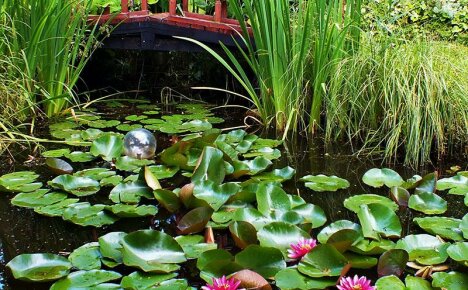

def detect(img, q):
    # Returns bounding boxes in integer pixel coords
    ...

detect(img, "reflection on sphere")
[123,128,157,159]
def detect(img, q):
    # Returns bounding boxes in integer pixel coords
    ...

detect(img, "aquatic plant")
[202,276,241,290]
[337,275,375,290]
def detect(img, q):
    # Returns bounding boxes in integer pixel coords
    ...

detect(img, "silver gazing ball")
[124,129,157,160]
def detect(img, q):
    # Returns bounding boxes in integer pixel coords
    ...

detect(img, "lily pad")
[234,245,286,278]
[120,271,177,289]
[301,174,350,192]
[153,189,181,213]
[408,191,447,214]
[257,222,310,254]
[177,207,214,234]
[193,180,241,211]
[357,203,402,239]
[461,214,468,239]
[90,134,124,161]
[437,173,468,195]
[115,156,154,172]
[405,276,433,290]
[0,171,40,192]
[63,202,119,227]
[65,151,95,162]
[252,166,296,182]
[147,165,179,179]
[414,217,463,241]
[121,230,186,272]
[395,234,449,265]
[50,270,122,289]
[275,268,336,290]
[88,119,121,129]
[74,168,116,181]
[298,244,350,278]
[11,189,68,208]
[390,187,410,207]
[447,242,468,266]
[45,158,74,175]
[42,148,71,158]
[109,181,153,204]
[34,198,80,217]
[432,271,468,290]
[68,242,102,270]
[377,249,409,277]
[191,146,225,184]
[107,204,158,218]
[362,168,403,188]
[229,221,258,249]
[174,235,217,259]
[49,175,100,197]
[317,220,363,244]
[6,253,72,282]
[344,194,398,213]
[99,232,126,263]
[375,275,405,290]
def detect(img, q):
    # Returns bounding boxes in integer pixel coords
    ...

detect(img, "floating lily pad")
[414,217,463,241]
[357,203,402,240]
[81,128,104,141]
[88,119,121,129]
[437,173,468,195]
[301,174,350,192]
[191,146,225,184]
[34,198,80,217]
[461,214,468,239]
[68,242,102,270]
[65,151,95,162]
[49,175,100,197]
[153,189,181,213]
[447,242,468,266]
[405,276,433,290]
[147,165,179,179]
[390,187,410,207]
[120,271,177,289]
[275,268,336,290]
[107,204,157,218]
[90,134,124,161]
[229,221,258,249]
[257,222,310,254]
[6,253,72,282]
[432,271,468,290]
[193,180,241,211]
[74,168,116,181]
[343,252,378,269]
[11,189,68,208]
[49,121,80,131]
[232,157,272,178]
[252,166,296,182]
[344,194,398,213]
[99,232,126,263]
[408,191,447,214]
[109,181,153,204]
[375,275,405,290]
[46,158,74,175]
[126,115,148,122]
[298,244,349,278]
[117,123,143,132]
[243,147,281,160]
[63,202,119,227]
[42,148,71,158]
[377,249,409,277]
[115,156,154,172]
[174,235,217,259]
[121,230,186,272]
[0,171,40,192]
[351,239,395,255]
[50,270,122,290]
[317,220,363,244]
[235,245,286,278]
[395,234,449,265]
[362,168,403,188]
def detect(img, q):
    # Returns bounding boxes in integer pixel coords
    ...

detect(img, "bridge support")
[214,0,228,22]
[169,0,177,15]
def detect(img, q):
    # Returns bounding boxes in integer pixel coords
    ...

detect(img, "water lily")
[201,276,241,290]
[287,237,317,260]
[337,275,375,290]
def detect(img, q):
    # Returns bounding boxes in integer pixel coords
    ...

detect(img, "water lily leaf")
[81,128,104,141]
[292,203,327,229]
[63,202,119,227]
[115,156,154,172]
[395,234,449,265]
[357,203,402,239]
[432,271,468,290]
[232,208,270,230]
[211,202,248,225]
[90,134,124,161]
[99,232,126,263]
[74,168,116,181]
[235,245,286,278]
[344,194,398,213]
[177,207,214,234]
[69,242,102,270]
[51,129,81,140]
[275,268,336,290]
[6,253,72,282]
[229,221,258,249]
[257,222,310,254]
[101,175,123,187]
[65,151,95,162]
[414,172,438,194]
[153,189,181,213]
[408,192,447,214]
[109,181,153,204]
[50,121,80,130]
[121,230,186,272]
[405,276,433,290]
[317,220,363,244]
[343,252,378,269]
[197,249,243,283]
[301,174,350,192]
[231,157,272,178]
[325,229,363,253]
[362,168,403,188]
[298,244,350,278]
[252,166,296,182]
[193,180,240,211]
[179,119,212,132]
[461,214,468,239]
[126,115,148,122]
[256,183,291,216]
[144,166,162,190]
[152,279,188,289]
[0,171,40,192]
[191,146,225,184]
[49,175,100,197]
[11,189,68,208]
[414,217,463,241]
[50,270,122,290]
[117,123,143,132]
[437,173,468,195]
[42,148,71,158]
[88,119,121,129]
[120,271,177,289]
[229,269,272,290]
[375,275,405,290]
[147,165,179,179]
[447,242,468,266]
[46,158,74,175]
[243,147,281,161]
[174,235,217,259]
[390,187,410,207]
[34,198,80,217]
[351,239,395,255]
[107,204,158,218]
[377,249,409,277]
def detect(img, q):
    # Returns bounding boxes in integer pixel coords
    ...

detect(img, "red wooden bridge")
[89,0,246,51]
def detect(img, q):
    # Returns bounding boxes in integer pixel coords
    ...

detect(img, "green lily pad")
[193,180,241,211]
[229,221,258,249]
[275,268,337,290]
[395,234,449,265]
[115,156,155,172]
[292,203,327,229]
[63,202,119,227]
[390,186,410,207]
[177,207,214,234]
[90,134,124,161]
[0,171,40,192]
[257,222,310,254]
[121,230,186,272]
[109,181,153,204]
[461,214,468,239]
[375,275,405,290]
[256,183,291,216]
[100,175,123,187]
[432,271,468,290]
[447,242,468,266]
[191,146,225,184]
[405,276,433,290]
[11,189,68,208]
[174,235,217,259]
[301,174,350,192]
[50,270,122,290]
[351,239,395,255]
[117,123,144,133]
[81,128,104,141]
[317,220,362,244]
[49,175,100,197]
[343,252,378,269]
[88,119,121,129]
[197,249,242,282]
[147,165,179,179]
[414,217,463,241]
[120,271,177,289]
[42,148,71,158]
[344,194,398,213]
[377,249,409,277]
[68,242,102,270]
[99,232,126,263]
[357,203,402,239]
[408,191,447,214]
[252,166,296,182]
[74,168,116,181]
[298,244,349,278]
[126,115,148,122]
[65,151,95,162]
[34,198,80,217]
[6,253,72,282]
[243,147,281,160]
[153,189,181,213]
[362,168,403,188]
[437,173,468,195]
[234,245,286,278]
[49,121,80,131]
[107,204,157,218]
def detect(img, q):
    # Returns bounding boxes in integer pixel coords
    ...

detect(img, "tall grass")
[1,0,100,117]
[326,40,468,166]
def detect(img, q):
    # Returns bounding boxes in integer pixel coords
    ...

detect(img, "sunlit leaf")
[6,253,72,282]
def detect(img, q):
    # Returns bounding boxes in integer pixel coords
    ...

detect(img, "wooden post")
[182,0,189,12]
[214,0,221,22]
[141,0,148,11]
[169,0,177,15]
[221,0,227,20]
[121,0,129,13]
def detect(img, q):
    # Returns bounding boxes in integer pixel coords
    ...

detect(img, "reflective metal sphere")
[123,128,157,159]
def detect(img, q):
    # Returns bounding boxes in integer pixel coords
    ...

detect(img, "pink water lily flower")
[201,276,241,290]
[287,237,317,260]
[337,275,376,290]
